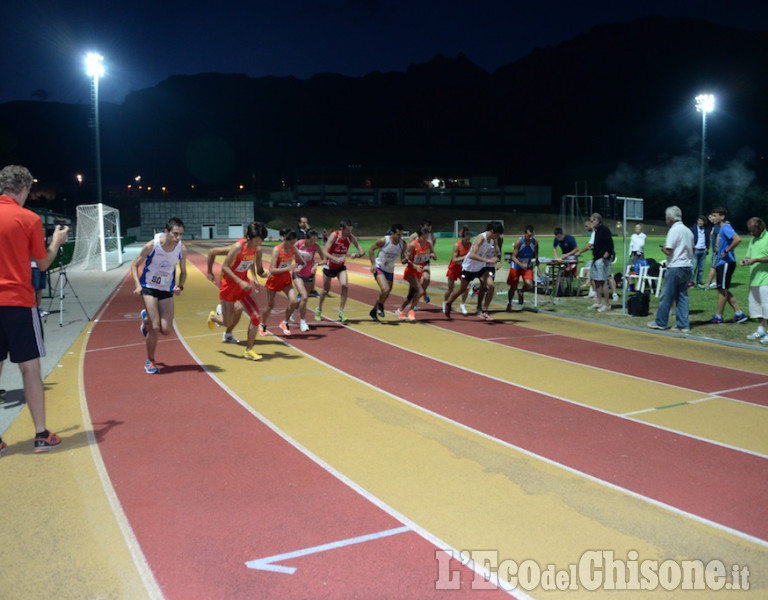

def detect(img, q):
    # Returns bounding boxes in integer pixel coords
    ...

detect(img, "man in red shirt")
[0,165,69,456]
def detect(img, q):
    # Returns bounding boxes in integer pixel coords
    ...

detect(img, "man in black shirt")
[589,213,615,313]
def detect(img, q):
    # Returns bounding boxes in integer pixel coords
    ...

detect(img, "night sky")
[2,1,767,105]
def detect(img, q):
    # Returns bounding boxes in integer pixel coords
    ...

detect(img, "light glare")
[85,52,105,78]
[695,93,714,114]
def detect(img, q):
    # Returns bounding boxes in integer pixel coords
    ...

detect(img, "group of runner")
[132,216,508,370]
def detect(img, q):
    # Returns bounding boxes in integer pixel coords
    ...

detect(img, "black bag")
[646,258,660,278]
[627,291,650,316]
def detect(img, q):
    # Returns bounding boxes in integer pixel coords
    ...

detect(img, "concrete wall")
[139,199,254,240]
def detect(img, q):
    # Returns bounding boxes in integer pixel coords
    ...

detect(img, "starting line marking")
[245,526,410,574]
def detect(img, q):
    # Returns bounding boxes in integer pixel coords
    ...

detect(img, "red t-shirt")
[0,195,47,307]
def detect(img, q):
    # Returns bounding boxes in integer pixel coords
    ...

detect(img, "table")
[538,258,579,297]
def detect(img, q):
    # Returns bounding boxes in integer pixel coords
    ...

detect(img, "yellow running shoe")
[207,311,216,330]
[244,348,263,361]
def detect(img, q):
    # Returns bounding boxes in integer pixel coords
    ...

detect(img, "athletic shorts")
[0,306,45,363]
[507,267,533,286]
[461,266,495,282]
[590,257,612,282]
[266,272,292,293]
[323,265,347,279]
[31,267,47,291]
[715,262,736,290]
[141,287,174,301]
[446,263,462,281]
[403,265,424,281]
[219,277,250,302]
[293,273,315,284]
[374,267,394,282]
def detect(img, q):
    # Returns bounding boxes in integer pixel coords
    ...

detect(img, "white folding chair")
[640,265,665,297]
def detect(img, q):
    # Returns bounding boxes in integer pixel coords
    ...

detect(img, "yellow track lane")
[0,324,159,599]
[176,267,768,597]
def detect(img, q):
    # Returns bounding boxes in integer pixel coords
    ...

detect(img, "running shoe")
[38,309,50,318]
[33,432,62,453]
[587,303,601,310]
[708,315,724,324]
[760,336,768,346]
[216,304,222,316]
[279,320,291,336]
[459,303,468,316]
[315,307,322,322]
[612,293,619,301]
[746,331,766,340]
[597,305,611,313]
[222,332,240,344]
[299,320,310,332]
[369,307,379,322]
[407,309,416,321]
[144,359,159,374]
[709,282,717,289]
[0,438,7,457]
[244,348,263,361]
[377,303,385,318]
[288,311,296,323]
[258,323,269,336]
[207,310,216,331]
[397,309,406,320]
[443,303,452,319]
[732,312,749,324]
[338,312,349,323]
[141,309,149,337]
[424,294,431,303]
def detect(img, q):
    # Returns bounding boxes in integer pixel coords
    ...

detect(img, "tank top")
[224,238,257,284]
[513,236,536,270]
[374,235,405,272]
[462,232,497,272]
[326,230,352,269]
[409,238,431,272]
[295,238,317,278]
[140,234,183,291]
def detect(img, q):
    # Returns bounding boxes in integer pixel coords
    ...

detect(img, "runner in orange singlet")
[444,226,472,316]
[260,228,305,337]
[397,225,437,321]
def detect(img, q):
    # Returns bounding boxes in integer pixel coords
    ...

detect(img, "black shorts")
[0,306,45,363]
[323,265,347,279]
[461,266,495,282]
[142,287,175,300]
[715,262,736,290]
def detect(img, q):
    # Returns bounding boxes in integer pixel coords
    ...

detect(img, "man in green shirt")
[742,217,768,344]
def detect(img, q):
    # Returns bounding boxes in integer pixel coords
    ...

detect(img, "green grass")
[429,234,761,347]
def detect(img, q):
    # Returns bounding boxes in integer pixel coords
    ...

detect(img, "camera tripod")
[46,248,90,327]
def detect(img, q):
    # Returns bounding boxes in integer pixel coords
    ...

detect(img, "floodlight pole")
[695,94,714,217]
[86,53,105,204]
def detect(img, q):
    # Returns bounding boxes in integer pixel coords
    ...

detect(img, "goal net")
[69,203,123,271]
[452,219,505,238]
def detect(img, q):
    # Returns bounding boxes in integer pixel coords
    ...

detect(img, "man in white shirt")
[690,215,709,288]
[648,206,694,332]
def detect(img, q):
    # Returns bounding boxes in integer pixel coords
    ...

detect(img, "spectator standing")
[704,213,720,289]
[742,217,768,344]
[647,206,694,332]
[296,216,309,240]
[0,164,69,455]
[708,207,748,324]
[628,222,647,268]
[588,213,614,313]
[690,215,710,288]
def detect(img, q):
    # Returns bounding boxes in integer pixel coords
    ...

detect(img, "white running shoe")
[597,304,611,312]
[216,304,222,316]
[299,320,310,332]
[746,330,766,340]
[222,332,240,343]
[459,303,468,315]
[612,293,619,301]
[587,290,597,298]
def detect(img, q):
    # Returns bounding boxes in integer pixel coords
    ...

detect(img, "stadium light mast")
[695,93,715,217]
[85,52,105,204]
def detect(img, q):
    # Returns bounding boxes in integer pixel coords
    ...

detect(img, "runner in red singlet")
[260,228,305,337]
[316,219,364,322]
[397,225,437,321]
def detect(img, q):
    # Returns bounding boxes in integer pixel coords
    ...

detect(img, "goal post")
[69,203,123,272]
[452,219,505,238]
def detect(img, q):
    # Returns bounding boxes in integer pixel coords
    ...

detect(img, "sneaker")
[244,348,263,361]
[733,313,749,324]
[338,312,349,323]
[597,305,611,313]
[459,303,468,315]
[288,311,296,323]
[369,307,379,322]
[279,320,291,336]
[480,311,494,321]
[612,293,619,301]
[33,432,62,453]
[407,309,416,321]
[506,302,513,312]
[377,303,385,318]
[708,315,724,324]
[144,359,159,374]
[760,337,768,346]
[216,304,222,316]
[397,309,406,320]
[443,303,452,319]
[141,309,149,337]
[587,303,602,310]
[315,307,322,322]
[697,284,707,290]
[299,320,310,332]
[207,310,216,331]
[587,290,597,298]
[671,327,691,333]
[746,331,766,340]
[709,282,717,289]
[38,309,50,318]
[424,294,430,303]
[647,322,667,330]
[258,323,269,336]
[0,438,7,457]
[223,332,240,343]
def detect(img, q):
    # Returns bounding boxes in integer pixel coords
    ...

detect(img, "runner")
[407,220,436,309]
[132,217,188,374]
[397,225,437,321]
[444,222,504,320]
[316,219,364,322]
[367,224,407,321]
[212,222,268,361]
[292,228,326,332]
[260,228,305,337]
[206,245,244,343]
[444,226,472,316]
[506,225,538,309]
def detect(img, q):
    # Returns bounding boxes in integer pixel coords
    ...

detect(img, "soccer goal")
[452,219,504,238]
[69,203,123,271]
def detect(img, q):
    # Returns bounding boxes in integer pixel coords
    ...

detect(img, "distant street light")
[695,93,715,217]
[85,52,105,204]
